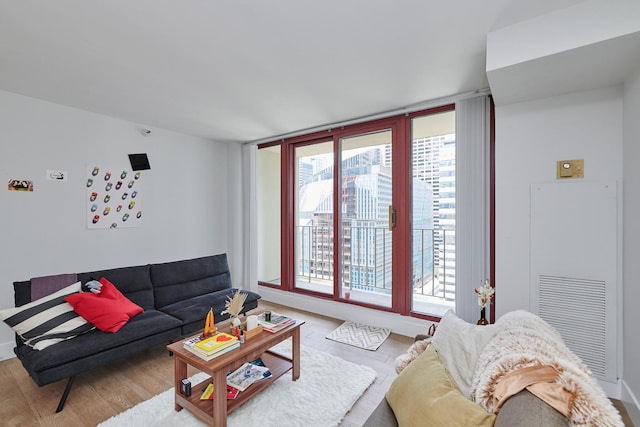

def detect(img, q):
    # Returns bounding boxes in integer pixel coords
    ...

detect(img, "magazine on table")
[183,335,201,348]
[247,357,272,379]
[226,359,272,391]
[256,312,295,332]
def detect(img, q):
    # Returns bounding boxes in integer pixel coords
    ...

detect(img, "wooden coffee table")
[167,319,304,427]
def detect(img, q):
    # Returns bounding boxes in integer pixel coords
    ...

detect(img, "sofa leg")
[55,376,75,413]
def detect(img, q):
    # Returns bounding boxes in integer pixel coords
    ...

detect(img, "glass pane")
[411,112,456,316]
[340,130,392,308]
[294,141,334,294]
[257,145,281,285]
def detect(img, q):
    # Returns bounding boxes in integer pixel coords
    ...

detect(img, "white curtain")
[454,95,491,323]
[242,143,259,293]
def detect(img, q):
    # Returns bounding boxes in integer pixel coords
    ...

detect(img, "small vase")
[231,316,241,327]
[477,307,489,325]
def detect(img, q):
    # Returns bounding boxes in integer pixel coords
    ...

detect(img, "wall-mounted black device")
[128,153,151,171]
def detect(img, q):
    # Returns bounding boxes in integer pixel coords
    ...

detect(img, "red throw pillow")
[65,278,143,333]
[97,278,144,317]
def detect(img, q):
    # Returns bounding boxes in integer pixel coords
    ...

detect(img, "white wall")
[489,0,639,413]
[487,0,640,72]
[623,67,640,420]
[0,90,238,360]
[494,86,624,396]
[495,85,623,315]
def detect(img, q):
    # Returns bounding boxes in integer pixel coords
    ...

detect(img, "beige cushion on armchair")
[386,345,495,427]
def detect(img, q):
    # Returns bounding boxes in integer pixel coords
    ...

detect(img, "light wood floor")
[0,302,413,427]
[0,302,634,426]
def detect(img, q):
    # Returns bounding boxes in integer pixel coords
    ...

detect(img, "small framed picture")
[8,179,33,192]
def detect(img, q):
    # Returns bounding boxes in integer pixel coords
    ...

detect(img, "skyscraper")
[297,146,434,294]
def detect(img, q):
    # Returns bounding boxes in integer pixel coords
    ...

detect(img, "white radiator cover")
[530,181,618,382]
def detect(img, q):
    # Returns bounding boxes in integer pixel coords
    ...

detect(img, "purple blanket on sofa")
[30,273,78,301]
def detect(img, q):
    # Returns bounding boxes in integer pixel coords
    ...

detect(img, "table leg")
[212,369,227,427]
[174,357,187,411]
[292,327,300,381]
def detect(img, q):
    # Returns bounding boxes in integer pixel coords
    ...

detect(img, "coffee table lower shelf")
[174,350,292,422]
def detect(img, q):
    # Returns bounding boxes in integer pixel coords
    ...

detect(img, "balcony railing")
[295,225,455,301]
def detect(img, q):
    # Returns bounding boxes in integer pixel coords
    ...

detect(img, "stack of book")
[199,382,240,400]
[256,312,295,333]
[183,332,239,361]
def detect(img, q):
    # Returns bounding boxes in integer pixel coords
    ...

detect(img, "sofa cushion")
[15,309,181,373]
[65,278,144,333]
[386,345,495,427]
[150,254,234,309]
[158,288,261,325]
[78,264,154,310]
[1,281,95,350]
[431,309,500,397]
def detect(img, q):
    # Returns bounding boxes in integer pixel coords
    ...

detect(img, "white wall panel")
[622,63,640,420]
[530,181,618,382]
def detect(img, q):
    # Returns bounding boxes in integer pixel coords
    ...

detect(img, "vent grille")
[538,275,607,378]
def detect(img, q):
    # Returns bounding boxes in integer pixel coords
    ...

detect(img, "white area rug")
[98,342,376,427]
[326,321,391,351]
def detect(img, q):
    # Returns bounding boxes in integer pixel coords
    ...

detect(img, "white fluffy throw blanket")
[470,310,623,426]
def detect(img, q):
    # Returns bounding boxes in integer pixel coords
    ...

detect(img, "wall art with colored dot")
[86,165,143,229]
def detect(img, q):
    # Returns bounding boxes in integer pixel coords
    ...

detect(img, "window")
[256,96,491,321]
[410,111,456,316]
[294,141,334,295]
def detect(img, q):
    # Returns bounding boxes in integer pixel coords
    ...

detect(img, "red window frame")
[257,101,493,322]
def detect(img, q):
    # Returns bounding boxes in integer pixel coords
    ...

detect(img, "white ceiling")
[0,0,584,143]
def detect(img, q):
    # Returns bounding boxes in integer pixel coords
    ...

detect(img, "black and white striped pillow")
[0,281,95,350]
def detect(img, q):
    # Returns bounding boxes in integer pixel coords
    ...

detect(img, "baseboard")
[258,286,434,339]
[598,379,621,399]
[0,340,16,361]
[622,380,640,426]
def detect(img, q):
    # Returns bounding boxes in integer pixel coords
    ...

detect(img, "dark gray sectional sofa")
[11,253,260,412]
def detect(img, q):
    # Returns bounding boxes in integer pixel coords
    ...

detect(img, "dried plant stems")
[221,290,247,318]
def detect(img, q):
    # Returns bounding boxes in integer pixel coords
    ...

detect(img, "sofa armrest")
[495,390,568,426]
[363,397,398,427]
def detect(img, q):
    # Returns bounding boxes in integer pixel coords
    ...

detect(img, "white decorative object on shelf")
[246,315,258,331]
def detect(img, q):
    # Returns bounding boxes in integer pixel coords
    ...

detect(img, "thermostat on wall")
[556,159,584,179]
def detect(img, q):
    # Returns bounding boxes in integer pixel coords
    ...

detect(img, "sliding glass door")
[290,128,395,308]
[339,130,393,307]
[294,141,334,295]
